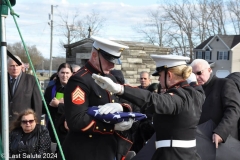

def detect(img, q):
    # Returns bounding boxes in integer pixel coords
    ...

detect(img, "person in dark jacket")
[93,55,205,160]
[191,59,240,147]
[43,63,73,145]
[226,72,240,140]
[1,55,42,124]
[9,109,52,160]
[61,36,133,160]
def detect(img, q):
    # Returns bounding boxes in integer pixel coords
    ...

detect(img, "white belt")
[155,139,196,149]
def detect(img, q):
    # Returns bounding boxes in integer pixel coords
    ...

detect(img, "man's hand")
[212,133,223,148]
[92,73,123,94]
[64,120,69,130]
[59,98,64,103]
[114,119,134,131]
[49,97,59,107]
[187,73,197,84]
[98,103,123,114]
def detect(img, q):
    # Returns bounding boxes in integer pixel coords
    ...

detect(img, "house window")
[205,51,211,60]
[219,52,223,59]
[224,52,228,60]
[218,51,228,60]
[197,51,202,58]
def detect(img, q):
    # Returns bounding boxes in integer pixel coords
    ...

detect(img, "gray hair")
[71,64,81,69]
[190,59,210,68]
[140,71,150,78]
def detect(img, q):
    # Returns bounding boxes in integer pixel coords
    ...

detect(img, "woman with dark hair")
[9,109,52,159]
[43,63,73,146]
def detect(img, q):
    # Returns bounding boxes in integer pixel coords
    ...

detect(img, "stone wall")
[113,40,171,86]
[65,38,171,86]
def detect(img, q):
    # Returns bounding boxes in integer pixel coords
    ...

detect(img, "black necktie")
[10,78,16,95]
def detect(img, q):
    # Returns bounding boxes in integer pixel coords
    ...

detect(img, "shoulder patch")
[72,86,85,105]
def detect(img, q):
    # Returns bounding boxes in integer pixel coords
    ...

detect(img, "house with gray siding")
[194,35,240,77]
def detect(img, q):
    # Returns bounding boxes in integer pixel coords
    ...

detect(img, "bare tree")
[134,0,240,61]
[81,10,106,38]
[194,0,216,42]
[134,0,197,59]
[7,42,44,70]
[55,10,83,48]
[55,9,106,50]
[207,0,227,35]
[134,9,168,47]
[226,0,240,34]
[160,0,198,60]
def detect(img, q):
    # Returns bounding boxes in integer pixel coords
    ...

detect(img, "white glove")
[98,103,123,114]
[187,73,197,84]
[92,73,123,94]
[114,119,134,131]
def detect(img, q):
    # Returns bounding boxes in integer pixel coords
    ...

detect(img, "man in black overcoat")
[0,55,42,124]
[191,59,240,148]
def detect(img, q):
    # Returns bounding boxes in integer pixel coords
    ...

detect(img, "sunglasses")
[21,119,35,124]
[194,68,207,76]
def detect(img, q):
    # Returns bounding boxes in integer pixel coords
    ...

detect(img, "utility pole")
[49,5,58,77]
[49,5,53,77]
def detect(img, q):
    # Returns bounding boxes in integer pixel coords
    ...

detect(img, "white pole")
[49,4,53,77]
[1,15,9,159]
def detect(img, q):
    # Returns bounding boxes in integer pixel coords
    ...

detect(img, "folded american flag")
[87,106,147,124]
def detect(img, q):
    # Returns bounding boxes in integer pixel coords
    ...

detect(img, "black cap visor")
[152,70,159,76]
[99,49,120,64]
[152,65,168,76]
[153,64,186,76]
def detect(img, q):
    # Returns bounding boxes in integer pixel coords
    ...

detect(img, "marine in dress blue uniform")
[61,36,133,160]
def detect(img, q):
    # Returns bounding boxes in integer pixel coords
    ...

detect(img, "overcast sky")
[5,0,160,58]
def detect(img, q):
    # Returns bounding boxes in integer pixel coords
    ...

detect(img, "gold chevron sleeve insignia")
[71,86,85,105]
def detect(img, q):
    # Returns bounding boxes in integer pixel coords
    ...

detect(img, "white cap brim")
[91,36,129,57]
[151,55,190,68]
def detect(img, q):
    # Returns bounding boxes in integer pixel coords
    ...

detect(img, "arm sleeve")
[214,79,240,141]
[32,79,42,121]
[121,84,205,116]
[43,86,52,115]
[121,86,186,115]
